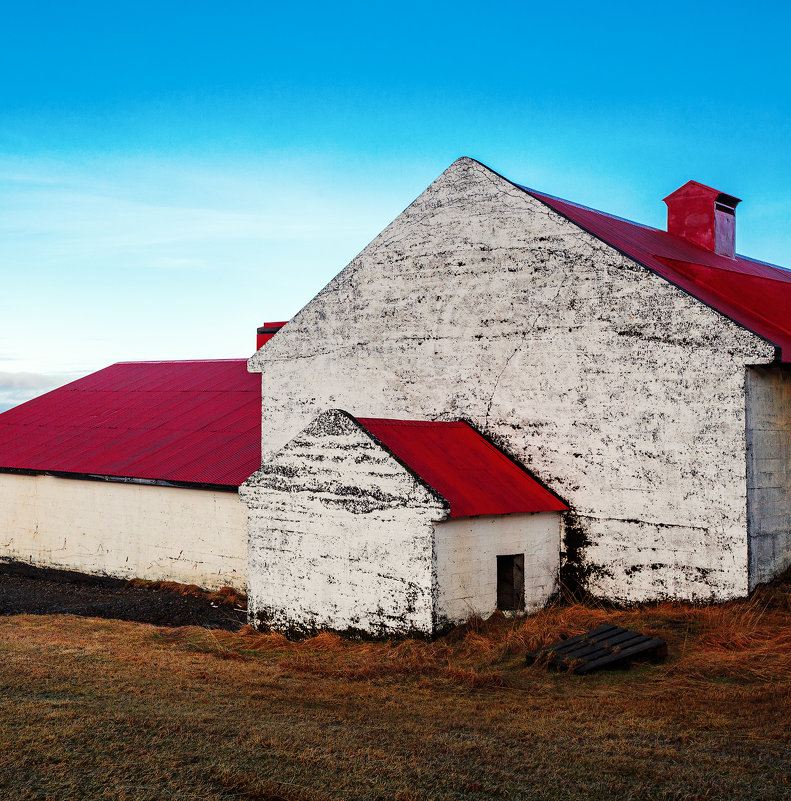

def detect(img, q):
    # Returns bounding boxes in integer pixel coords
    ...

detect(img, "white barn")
[242,157,791,634]
[2,157,789,636]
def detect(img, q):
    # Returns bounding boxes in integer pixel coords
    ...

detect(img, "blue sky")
[2,1,790,409]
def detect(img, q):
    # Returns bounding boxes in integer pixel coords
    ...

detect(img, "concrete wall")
[240,410,448,634]
[747,365,791,589]
[434,513,560,624]
[249,157,776,602]
[0,473,247,589]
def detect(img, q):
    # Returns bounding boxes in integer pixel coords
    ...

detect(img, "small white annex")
[240,409,567,634]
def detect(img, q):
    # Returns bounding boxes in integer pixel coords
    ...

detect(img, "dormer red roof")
[355,417,568,519]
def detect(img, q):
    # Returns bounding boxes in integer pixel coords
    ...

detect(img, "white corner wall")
[0,473,247,589]
[747,365,791,589]
[434,513,560,624]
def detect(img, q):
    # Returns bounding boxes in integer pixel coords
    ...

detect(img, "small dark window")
[497,554,525,611]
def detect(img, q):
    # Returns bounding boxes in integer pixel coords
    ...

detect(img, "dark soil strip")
[0,560,246,630]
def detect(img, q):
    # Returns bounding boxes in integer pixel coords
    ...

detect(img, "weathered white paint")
[435,513,560,624]
[241,410,561,633]
[241,409,563,634]
[747,365,791,589]
[241,410,447,634]
[248,157,778,603]
[0,473,247,589]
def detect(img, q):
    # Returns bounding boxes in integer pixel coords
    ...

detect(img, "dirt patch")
[0,560,246,630]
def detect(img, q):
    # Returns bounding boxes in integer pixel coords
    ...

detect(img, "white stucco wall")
[248,157,777,602]
[0,473,247,589]
[747,365,791,589]
[434,513,560,624]
[240,410,448,634]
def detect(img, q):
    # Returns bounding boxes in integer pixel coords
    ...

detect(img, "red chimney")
[256,321,287,350]
[663,181,741,258]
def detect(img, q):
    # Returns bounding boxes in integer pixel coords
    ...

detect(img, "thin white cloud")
[149,256,211,270]
[0,156,379,262]
[0,153,408,377]
[0,371,63,389]
[0,371,80,413]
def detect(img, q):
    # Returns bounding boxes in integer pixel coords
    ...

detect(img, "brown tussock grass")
[125,577,247,609]
[208,766,333,801]
[165,583,791,701]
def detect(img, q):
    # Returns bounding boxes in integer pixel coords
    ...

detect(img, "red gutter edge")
[0,467,243,492]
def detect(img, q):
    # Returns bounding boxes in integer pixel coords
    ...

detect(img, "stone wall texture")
[248,157,778,602]
[241,409,564,632]
[240,410,447,634]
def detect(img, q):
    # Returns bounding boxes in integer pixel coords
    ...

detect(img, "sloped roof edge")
[353,415,568,519]
[461,157,791,361]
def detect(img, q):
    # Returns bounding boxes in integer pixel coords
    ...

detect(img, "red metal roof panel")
[520,187,791,361]
[355,417,568,519]
[0,360,261,487]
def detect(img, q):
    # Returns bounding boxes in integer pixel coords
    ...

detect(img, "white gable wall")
[240,410,448,634]
[249,158,777,603]
[0,473,247,589]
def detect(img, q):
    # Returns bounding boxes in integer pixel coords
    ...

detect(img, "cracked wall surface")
[240,410,448,634]
[249,157,777,602]
[0,474,247,589]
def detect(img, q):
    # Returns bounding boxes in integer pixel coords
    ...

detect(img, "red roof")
[0,360,261,487]
[355,417,568,519]
[519,186,791,361]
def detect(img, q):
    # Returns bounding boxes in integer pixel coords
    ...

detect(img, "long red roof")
[0,360,261,487]
[355,417,568,519]
[519,186,791,361]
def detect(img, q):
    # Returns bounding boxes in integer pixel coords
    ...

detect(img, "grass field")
[2,579,790,800]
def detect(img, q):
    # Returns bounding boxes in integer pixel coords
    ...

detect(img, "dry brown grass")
[1,582,789,800]
[125,577,247,609]
[183,589,791,690]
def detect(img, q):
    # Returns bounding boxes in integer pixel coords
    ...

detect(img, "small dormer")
[663,180,741,258]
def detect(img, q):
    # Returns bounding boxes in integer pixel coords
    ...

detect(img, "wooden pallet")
[525,624,667,675]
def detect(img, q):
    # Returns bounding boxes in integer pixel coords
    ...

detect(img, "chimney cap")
[257,321,289,335]
[663,180,741,210]
[256,320,288,351]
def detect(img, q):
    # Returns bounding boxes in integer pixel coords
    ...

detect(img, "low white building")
[240,409,566,634]
[0,358,261,589]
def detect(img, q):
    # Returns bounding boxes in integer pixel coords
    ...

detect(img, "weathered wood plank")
[526,625,667,674]
[574,637,668,674]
